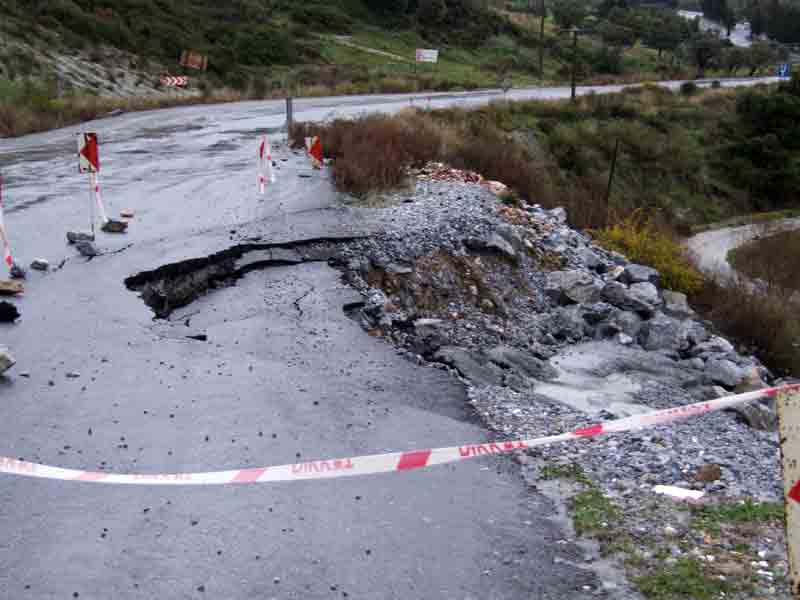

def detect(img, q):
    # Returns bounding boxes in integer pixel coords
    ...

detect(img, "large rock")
[485,233,517,260]
[433,347,504,387]
[682,320,710,346]
[581,302,615,325]
[493,223,527,256]
[30,259,49,271]
[691,336,735,357]
[621,264,660,285]
[66,231,95,244]
[465,234,517,261]
[706,358,745,388]
[639,314,689,352]
[101,219,128,234]
[75,241,100,257]
[545,306,589,341]
[662,291,695,319]
[602,281,660,315]
[545,270,603,305]
[486,346,558,381]
[0,301,20,322]
[0,348,15,374]
[577,248,603,272]
[411,319,447,356]
[549,207,568,224]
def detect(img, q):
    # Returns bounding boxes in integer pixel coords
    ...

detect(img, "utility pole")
[539,0,546,78]
[570,28,579,101]
[604,138,621,217]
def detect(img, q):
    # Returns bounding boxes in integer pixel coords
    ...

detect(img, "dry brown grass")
[691,274,800,377]
[290,107,613,228]
[290,113,442,194]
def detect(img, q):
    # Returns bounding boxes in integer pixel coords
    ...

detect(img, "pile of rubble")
[332,176,792,598]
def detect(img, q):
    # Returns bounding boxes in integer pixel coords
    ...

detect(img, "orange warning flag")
[308,136,323,169]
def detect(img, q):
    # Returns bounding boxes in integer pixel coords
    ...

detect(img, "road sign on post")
[415,49,439,64]
[160,75,189,88]
[778,389,800,596]
[180,50,208,71]
[779,63,791,78]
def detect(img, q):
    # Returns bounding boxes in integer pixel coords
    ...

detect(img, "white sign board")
[778,390,800,596]
[415,49,439,64]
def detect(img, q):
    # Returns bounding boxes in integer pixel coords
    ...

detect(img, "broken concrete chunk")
[268,248,303,264]
[486,345,558,381]
[548,207,568,224]
[545,270,603,305]
[621,263,660,285]
[67,231,95,244]
[602,281,659,315]
[433,346,504,387]
[577,248,603,271]
[0,348,15,374]
[639,314,688,352]
[0,280,24,296]
[706,358,745,388]
[30,259,49,271]
[385,262,413,275]
[101,219,129,234]
[0,301,20,322]
[464,234,517,260]
[691,336,734,357]
[75,241,100,257]
[661,290,695,319]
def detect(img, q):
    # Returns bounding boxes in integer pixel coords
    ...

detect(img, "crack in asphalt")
[292,284,315,320]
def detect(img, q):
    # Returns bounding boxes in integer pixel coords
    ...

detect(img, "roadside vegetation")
[292,74,800,375]
[0,0,788,137]
[542,463,787,598]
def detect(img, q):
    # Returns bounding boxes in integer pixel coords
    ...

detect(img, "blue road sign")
[778,63,791,78]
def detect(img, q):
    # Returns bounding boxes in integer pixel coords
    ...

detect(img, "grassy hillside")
[0,0,772,136]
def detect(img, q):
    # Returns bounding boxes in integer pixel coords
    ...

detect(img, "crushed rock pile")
[330,175,792,597]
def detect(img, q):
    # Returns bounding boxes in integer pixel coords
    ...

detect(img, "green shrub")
[233,28,297,66]
[680,81,699,95]
[291,4,353,34]
[594,211,704,294]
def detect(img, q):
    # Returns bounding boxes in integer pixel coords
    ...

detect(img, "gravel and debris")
[330,170,793,598]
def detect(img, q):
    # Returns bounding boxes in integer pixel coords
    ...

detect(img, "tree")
[599,21,636,49]
[686,32,722,77]
[720,45,749,74]
[417,0,447,22]
[364,0,411,15]
[551,0,587,29]
[719,89,800,209]
[746,40,777,75]
[642,15,685,58]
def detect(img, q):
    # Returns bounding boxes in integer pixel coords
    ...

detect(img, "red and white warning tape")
[1,385,797,486]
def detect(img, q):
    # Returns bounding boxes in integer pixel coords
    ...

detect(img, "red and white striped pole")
[0,175,15,271]
[258,136,276,194]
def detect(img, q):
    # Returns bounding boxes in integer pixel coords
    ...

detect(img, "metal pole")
[285,97,293,133]
[571,28,578,101]
[605,139,620,217]
[539,0,546,78]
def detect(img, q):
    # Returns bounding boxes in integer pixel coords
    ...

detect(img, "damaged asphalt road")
[0,98,618,599]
